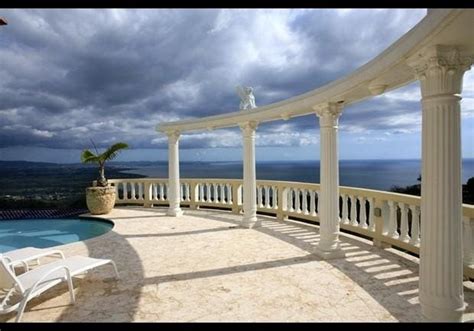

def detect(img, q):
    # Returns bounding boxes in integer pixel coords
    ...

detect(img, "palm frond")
[100,142,129,162]
[81,149,100,164]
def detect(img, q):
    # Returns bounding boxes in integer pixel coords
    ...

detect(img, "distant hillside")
[0,160,60,168]
[0,160,168,168]
[0,162,145,209]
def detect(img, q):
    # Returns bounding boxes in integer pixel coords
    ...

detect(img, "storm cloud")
[2,8,469,154]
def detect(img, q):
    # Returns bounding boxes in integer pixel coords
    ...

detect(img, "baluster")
[204,183,209,202]
[222,184,226,203]
[199,184,204,202]
[341,194,349,224]
[289,189,295,212]
[359,196,367,228]
[265,186,271,208]
[159,184,164,201]
[399,203,410,241]
[257,186,263,208]
[310,191,316,216]
[316,190,321,214]
[213,184,218,203]
[227,184,232,204]
[153,183,158,201]
[217,184,222,203]
[220,184,225,203]
[302,189,308,215]
[238,184,243,205]
[188,183,192,201]
[350,195,358,226]
[138,183,143,200]
[367,198,375,231]
[387,201,399,238]
[120,182,127,200]
[409,205,421,246]
[272,186,278,209]
[126,182,130,199]
[131,183,136,200]
[295,189,301,213]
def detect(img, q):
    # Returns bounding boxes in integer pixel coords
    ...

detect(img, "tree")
[81,142,129,187]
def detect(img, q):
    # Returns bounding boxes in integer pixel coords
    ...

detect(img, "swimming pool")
[0,218,113,253]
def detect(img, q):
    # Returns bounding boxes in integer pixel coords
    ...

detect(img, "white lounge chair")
[0,255,119,322]
[2,247,65,272]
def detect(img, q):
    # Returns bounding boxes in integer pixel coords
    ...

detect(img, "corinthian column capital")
[313,102,344,127]
[407,45,473,98]
[165,130,180,143]
[239,121,258,136]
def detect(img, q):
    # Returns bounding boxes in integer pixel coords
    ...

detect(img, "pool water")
[0,218,113,253]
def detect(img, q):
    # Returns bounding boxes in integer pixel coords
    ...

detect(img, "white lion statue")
[236,85,257,110]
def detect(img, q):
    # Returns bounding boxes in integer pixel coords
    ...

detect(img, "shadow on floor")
[3,207,471,322]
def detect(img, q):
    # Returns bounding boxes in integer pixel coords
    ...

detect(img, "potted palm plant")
[81,142,129,215]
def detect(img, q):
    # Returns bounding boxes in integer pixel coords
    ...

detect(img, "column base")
[313,246,346,260]
[373,239,391,249]
[241,216,261,229]
[420,300,465,322]
[166,208,183,217]
[277,213,288,222]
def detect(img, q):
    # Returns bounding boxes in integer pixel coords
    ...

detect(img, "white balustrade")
[105,177,474,279]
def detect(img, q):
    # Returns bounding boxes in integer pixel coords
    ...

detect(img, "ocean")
[121,159,474,192]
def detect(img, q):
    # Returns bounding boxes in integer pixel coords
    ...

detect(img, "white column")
[313,102,345,259]
[166,130,183,217]
[408,45,472,322]
[240,121,260,228]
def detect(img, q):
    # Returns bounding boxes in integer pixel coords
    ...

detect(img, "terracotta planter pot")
[86,186,116,215]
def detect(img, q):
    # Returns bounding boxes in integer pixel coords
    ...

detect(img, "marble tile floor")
[1,206,473,322]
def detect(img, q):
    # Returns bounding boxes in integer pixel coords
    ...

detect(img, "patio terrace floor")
[1,206,474,322]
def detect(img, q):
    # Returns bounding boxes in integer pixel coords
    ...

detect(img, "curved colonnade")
[148,9,474,321]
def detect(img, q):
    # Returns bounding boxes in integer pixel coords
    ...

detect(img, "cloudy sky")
[0,8,473,163]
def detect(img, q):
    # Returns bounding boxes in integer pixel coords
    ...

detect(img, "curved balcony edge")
[100,177,474,278]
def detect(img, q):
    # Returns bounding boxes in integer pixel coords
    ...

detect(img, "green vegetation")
[390,175,474,204]
[81,142,129,187]
[0,161,143,209]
